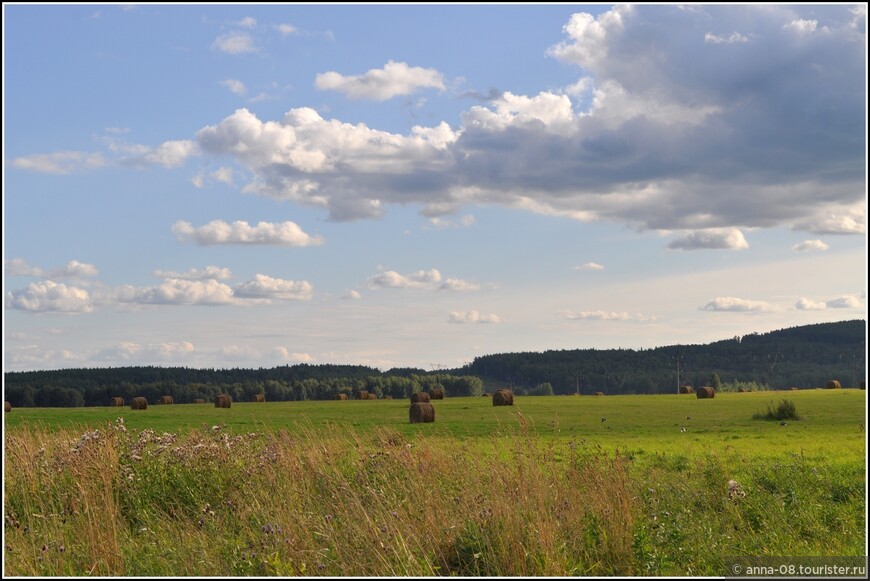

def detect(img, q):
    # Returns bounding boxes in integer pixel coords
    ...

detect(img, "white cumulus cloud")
[172,220,324,246]
[233,274,314,301]
[113,279,237,306]
[438,278,481,292]
[792,239,830,252]
[795,298,827,310]
[366,268,442,290]
[6,281,94,313]
[668,229,749,251]
[315,60,445,100]
[448,310,502,324]
[826,295,862,309]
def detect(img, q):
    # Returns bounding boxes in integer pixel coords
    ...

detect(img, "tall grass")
[4,417,864,576]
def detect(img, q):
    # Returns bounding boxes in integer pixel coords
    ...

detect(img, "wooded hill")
[3,320,865,407]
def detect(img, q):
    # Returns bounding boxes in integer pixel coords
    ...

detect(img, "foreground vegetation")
[3,391,866,575]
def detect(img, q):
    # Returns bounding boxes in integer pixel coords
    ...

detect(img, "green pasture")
[5,389,865,463]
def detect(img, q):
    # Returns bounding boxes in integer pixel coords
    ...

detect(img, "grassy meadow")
[3,389,866,576]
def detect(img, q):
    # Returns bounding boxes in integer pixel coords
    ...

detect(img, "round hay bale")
[825,380,841,389]
[357,390,370,400]
[5,401,11,413]
[335,393,349,400]
[410,392,431,403]
[159,395,174,405]
[679,385,694,394]
[194,398,206,404]
[367,393,378,400]
[696,386,715,399]
[110,397,125,407]
[594,391,605,396]
[383,395,393,399]
[493,389,514,406]
[130,397,148,410]
[214,394,232,408]
[429,388,445,400]
[409,402,435,424]
[252,394,265,402]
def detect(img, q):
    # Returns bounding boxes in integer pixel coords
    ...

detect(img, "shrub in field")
[753,399,801,421]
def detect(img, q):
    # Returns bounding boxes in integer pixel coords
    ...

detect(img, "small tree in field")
[710,372,722,391]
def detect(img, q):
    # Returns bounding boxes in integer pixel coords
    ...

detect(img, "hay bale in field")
[214,394,232,408]
[825,380,841,389]
[410,392,431,403]
[790,387,799,391]
[696,386,715,399]
[493,389,514,406]
[679,385,694,394]
[357,390,370,400]
[367,393,378,400]
[594,391,605,396]
[159,395,174,405]
[252,394,265,402]
[5,401,11,413]
[194,399,206,404]
[130,397,147,410]
[110,397,125,407]
[409,402,435,424]
[383,395,393,400]
[335,393,349,400]
[429,388,445,400]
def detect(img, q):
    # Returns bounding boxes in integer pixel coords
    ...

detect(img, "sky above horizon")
[3,4,867,373]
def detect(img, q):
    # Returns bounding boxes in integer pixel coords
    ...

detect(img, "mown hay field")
[3,390,866,576]
[4,390,865,462]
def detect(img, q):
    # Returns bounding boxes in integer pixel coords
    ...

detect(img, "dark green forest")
[3,320,866,407]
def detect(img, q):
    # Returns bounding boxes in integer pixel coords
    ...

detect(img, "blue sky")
[3,4,867,372]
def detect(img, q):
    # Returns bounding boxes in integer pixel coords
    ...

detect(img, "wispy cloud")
[11,151,107,174]
[698,297,776,312]
[573,262,604,271]
[212,32,257,54]
[792,239,829,252]
[220,78,247,96]
[562,310,652,321]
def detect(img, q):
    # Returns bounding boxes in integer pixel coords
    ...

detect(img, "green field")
[3,390,866,576]
[5,390,866,461]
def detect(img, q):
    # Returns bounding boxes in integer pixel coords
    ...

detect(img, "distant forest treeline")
[461,320,866,394]
[3,320,866,407]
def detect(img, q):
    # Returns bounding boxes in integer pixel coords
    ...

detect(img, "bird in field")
[780,421,787,426]
[680,428,687,433]
[686,416,692,420]
[600,417,607,422]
